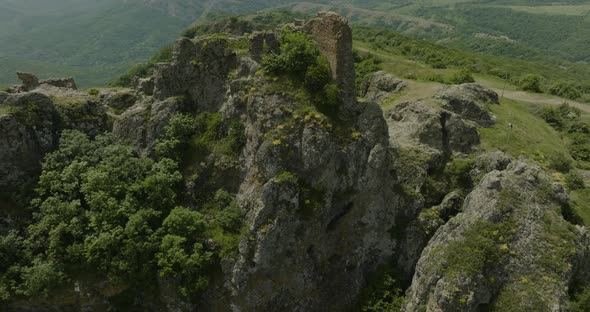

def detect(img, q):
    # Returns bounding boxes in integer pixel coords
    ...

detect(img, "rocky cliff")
[1,12,588,312]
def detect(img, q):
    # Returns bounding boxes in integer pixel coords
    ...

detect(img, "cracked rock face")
[387,101,480,156]
[437,83,499,127]
[152,37,238,112]
[221,88,400,311]
[404,158,587,312]
[0,93,60,195]
[360,71,408,102]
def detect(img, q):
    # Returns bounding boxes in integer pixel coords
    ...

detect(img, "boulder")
[437,83,499,127]
[360,71,408,102]
[40,77,78,90]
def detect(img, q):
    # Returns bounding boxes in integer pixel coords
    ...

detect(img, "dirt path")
[492,88,590,113]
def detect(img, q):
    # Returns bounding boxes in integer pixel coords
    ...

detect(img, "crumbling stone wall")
[248,31,279,62]
[304,12,357,116]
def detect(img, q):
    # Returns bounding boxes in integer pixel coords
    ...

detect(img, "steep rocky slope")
[0,12,588,312]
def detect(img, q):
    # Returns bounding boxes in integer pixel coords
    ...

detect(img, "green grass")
[479,99,570,167]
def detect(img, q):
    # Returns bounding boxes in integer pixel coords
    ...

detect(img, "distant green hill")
[2,0,590,87]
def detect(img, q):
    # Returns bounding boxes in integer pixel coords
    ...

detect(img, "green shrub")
[518,74,542,93]
[569,122,590,135]
[445,157,475,191]
[263,31,342,114]
[540,106,565,130]
[569,286,590,312]
[263,31,320,80]
[448,68,475,85]
[442,221,508,277]
[305,56,332,92]
[88,88,99,96]
[565,172,585,190]
[360,273,404,312]
[548,153,572,172]
[570,133,590,162]
[549,81,582,100]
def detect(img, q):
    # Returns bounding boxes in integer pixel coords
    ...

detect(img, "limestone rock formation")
[404,158,587,311]
[437,83,499,127]
[360,70,408,102]
[221,90,398,311]
[0,93,60,195]
[304,12,357,118]
[152,37,238,112]
[387,101,480,156]
[113,97,183,155]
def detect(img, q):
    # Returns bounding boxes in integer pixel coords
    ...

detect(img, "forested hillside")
[2,0,590,87]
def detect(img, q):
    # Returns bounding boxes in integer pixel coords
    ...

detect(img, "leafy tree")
[157,207,213,297]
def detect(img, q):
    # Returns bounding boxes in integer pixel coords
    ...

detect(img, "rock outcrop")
[10,73,78,93]
[387,101,480,156]
[404,158,587,311]
[0,93,60,195]
[40,77,78,90]
[152,37,238,112]
[437,83,499,127]
[360,71,408,102]
[0,84,107,213]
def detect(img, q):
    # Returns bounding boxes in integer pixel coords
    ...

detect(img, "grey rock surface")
[152,36,237,112]
[0,93,60,194]
[437,83,499,127]
[40,77,77,90]
[404,158,586,311]
[360,71,408,102]
[387,101,479,155]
